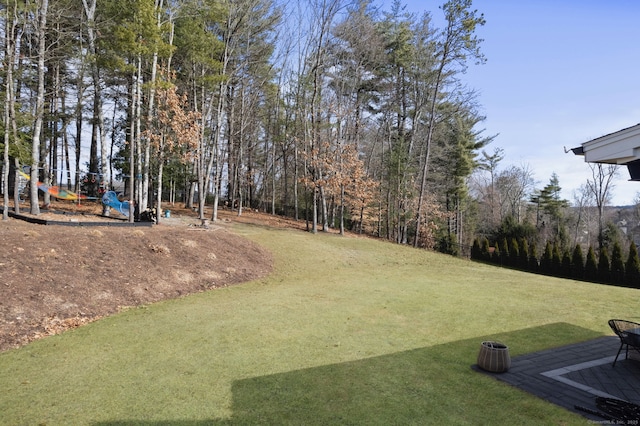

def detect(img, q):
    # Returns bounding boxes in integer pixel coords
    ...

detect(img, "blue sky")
[401,0,640,206]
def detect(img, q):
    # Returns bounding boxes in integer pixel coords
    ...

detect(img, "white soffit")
[582,123,640,164]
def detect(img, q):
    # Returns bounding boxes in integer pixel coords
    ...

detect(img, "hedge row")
[470,237,640,289]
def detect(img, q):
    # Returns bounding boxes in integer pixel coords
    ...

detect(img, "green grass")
[1,223,638,425]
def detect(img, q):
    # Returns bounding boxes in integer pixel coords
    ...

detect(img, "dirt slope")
[0,205,274,352]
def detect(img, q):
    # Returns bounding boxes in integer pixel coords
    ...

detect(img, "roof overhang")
[571,123,640,181]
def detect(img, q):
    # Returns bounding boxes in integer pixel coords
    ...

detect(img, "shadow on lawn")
[94,323,602,425]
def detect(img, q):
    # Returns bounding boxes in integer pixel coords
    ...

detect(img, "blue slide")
[102,191,131,217]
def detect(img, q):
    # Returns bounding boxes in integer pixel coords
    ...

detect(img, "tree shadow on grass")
[94,322,602,425]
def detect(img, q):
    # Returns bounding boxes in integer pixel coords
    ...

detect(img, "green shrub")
[585,246,598,281]
[625,242,640,288]
[597,248,610,283]
[471,238,481,260]
[540,241,553,274]
[528,240,539,272]
[610,242,625,285]
[492,241,501,264]
[500,237,509,265]
[509,238,519,267]
[481,238,491,262]
[519,238,529,269]
[552,242,562,276]
[561,250,572,278]
[571,244,585,280]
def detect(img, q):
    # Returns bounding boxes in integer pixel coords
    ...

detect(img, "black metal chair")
[608,319,640,367]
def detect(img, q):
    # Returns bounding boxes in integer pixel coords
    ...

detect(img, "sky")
[402,0,640,206]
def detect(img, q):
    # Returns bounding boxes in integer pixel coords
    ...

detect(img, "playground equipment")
[17,170,89,201]
[101,191,131,218]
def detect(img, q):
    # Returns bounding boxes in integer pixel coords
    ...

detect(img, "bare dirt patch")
[0,202,274,352]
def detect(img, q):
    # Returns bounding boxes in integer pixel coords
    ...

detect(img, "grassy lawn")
[1,222,638,425]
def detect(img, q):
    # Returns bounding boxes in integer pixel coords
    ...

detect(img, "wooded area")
[0,0,637,259]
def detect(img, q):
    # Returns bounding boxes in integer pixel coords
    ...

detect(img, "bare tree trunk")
[82,0,108,198]
[13,158,21,214]
[208,45,230,222]
[2,102,8,219]
[587,163,618,250]
[312,186,318,234]
[294,143,299,220]
[74,67,84,198]
[128,62,141,222]
[134,55,143,217]
[30,0,49,215]
[320,185,328,230]
[2,1,16,220]
[413,2,485,247]
[63,129,71,190]
[156,134,164,225]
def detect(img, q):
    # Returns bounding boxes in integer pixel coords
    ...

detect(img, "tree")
[492,239,501,264]
[375,3,418,243]
[29,0,50,215]
[518,238,529,269]
[540,241,553,274]
[571,184,597,248]
[100,0,170,220]
[538,173,569,242]
[600,221,624,253]
[435,112,492,253]
[551,242,562,276]
[586,163,618,250]
[597,247,610,283]
[82,0,109,197]
[481,237,491,261]
[340,145,379,235]
[610,242,625,285]
[561,249,571,278]
[508,237,519,267]
[475,147,504,230]
[584,246,598,281]
[471,238,481,260]
[222,0,281,219]
[143,79,201,225]
[494,214,537,248]
[2,0,20,220]
[172,0,226,219]
[414,0,486,247]
[497,164,535,223]
[528,240,538,271]
[571,244,584,280]
[500,237,509,266]
[304,0,342,233]
[625,242,640,288]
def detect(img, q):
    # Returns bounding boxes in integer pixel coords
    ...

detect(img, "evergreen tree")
[625,242,640,288]
[552,242,562,276]
[540,241,553,274]
[509,237,519,267]
[528,240,539,272]
[492,240,501,264]
[610,242,625,285]
[412,0,487,247]
[561,249,572,278]
[571,244,585,280]
[585,246,598,281]
[597,247,611,283]
[519,238,529,270]
[471,238,481,260]
[500,237,509,265]
[538,173,569,240]
[481,237,491,262]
